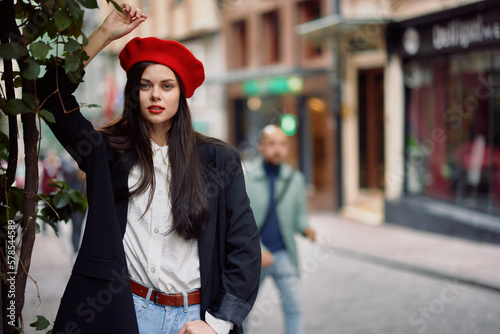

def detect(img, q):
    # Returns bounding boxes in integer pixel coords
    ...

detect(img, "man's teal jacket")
[244,159,310,271]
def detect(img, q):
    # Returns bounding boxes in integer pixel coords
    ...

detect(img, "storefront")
[227,71,336,211]
[386,0,500,243]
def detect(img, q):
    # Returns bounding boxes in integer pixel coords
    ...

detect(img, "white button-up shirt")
[123,141,232,333]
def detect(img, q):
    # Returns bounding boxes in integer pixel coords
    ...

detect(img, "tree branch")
[0,0,19,205]
[0,0,40,326]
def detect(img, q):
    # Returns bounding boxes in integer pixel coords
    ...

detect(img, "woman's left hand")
[177,321,216,334]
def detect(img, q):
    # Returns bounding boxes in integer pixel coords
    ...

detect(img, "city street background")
[22,212,500,334]
[3,1,500,333]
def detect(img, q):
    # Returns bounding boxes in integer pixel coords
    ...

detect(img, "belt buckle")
[153,290,159,304]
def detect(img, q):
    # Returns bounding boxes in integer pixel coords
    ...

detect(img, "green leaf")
[0,131,9,149]
[30,41,52,61]
[52,180,70,190]
[1,99,33,115]
[81,32,88,46]
[2,188,24,225]
[22,93,37,109]
[54,9,72,32]
[59,0,69,10]
[13,1,33,20]
[81,49,90,62]
[43,0,56,11]
[22,58,41,80]
[77,0,98,9]
[13,75,23,88]
[46,20,58,39]
[25,10,50,43]
[67,19,84,38]
[64,39,81,53]
[66,69,84,84]
[107,0,124,13]
[40,109,56,123]
[65,51,81,72]
[37,214,59,236]
[68,190,82,204]
[0,141,8,160]
[30,315,51,331]
[0,42,28,60]
[68,0,84,22]
[84,104,101,108]
[53,192,70,209]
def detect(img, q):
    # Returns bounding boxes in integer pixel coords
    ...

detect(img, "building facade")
[299,0,500,242]
[297,0,390,223]
[220,0,338,210]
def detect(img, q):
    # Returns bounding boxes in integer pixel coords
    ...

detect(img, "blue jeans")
[133,289,201,334]
[259,250,303,334]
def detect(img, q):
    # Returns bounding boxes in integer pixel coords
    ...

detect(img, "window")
[231,20,248,69]
[404,50,500,214]
[262,10,281,65]
[297,0,323,58]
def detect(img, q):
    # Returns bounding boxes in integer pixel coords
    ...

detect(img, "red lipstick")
[147,105,165,114]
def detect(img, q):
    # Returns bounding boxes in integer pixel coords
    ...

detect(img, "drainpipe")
[332,0,343,210]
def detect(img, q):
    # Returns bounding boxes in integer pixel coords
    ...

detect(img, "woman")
[38,4,261,334]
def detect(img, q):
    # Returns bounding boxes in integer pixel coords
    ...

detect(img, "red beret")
[119,37,205,98]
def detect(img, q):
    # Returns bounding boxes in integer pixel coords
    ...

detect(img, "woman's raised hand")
[100,3,147,42]
[83,3,147,67]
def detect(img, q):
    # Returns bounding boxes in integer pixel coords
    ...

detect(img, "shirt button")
[154,228,159,234]
[158,190,164,195]
[151,267,156,273]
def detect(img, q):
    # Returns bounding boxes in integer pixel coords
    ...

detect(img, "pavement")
[19,211,500,333]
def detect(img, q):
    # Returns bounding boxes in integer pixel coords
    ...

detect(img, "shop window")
[297,0,323,58]
[262,10,281,65]
[231,19,248,69]
[404,51,500,215]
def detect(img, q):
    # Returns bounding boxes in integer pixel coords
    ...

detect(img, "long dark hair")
[100,62,209,240]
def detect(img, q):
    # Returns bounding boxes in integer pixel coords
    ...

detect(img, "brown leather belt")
[130,279,201,306]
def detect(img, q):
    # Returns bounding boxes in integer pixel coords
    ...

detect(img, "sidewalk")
[23,222,73,332]
[20,211,500,333]
[309,211,500,292]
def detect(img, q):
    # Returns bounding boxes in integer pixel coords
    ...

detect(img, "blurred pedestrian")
[36,3,260,334]
[40,150,61,195]
[40,150,62,233]
[61,152,86,253]
[244,125,316,334]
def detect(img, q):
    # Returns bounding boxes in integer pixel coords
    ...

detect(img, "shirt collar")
[151,140,169,165]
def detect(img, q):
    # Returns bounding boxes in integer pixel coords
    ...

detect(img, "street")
[22,212,500,334]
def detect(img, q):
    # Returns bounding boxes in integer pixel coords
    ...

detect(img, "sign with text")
[242,76,303,96]
[388,1,500,58]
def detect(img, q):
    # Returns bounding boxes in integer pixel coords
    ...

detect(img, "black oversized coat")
[37,67,261,334]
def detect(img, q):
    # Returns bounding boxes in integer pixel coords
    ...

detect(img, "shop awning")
[296,15,389,52]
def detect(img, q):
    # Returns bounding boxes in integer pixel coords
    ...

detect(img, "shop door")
[358,68,385,190]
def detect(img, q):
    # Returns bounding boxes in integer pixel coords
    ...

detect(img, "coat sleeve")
[37,66,108,173]
[207,148,262,327]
